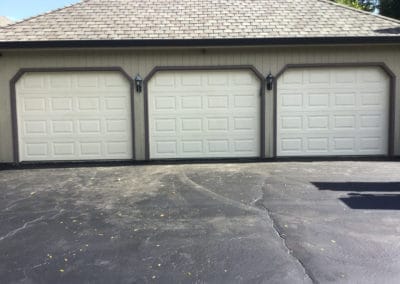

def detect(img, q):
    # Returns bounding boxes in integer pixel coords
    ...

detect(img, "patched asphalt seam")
[255,183,315,284]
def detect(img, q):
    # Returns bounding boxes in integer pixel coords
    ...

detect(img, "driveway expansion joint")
[255,182,315,284]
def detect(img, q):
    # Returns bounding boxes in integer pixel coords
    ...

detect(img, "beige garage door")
[16,71,133,162]
[148,70,261,159]
[277,67,389,156]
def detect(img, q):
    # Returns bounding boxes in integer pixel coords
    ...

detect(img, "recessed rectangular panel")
[334,116,355,129]
[105,97,127,110]
[51,98,73,111]
[105,74,126,87]
[282,71,303,84]
[335,93,356,106]
[335,70,356,83]
[78,97,100,111]
[182,118,202,131]
[155,97,176,110]
[234,117,254,130]
[234,140,254,152]
[281,94,302,107]
[208,96,228,108]
[79,120,101,133]
[181,74,202,86]
[233,73,253,85]
[50,75,72,88]
[308,94,329,107]
[307,116,329,129]
[23,98,46,112]
[208,140,229,152]
[360,137,382,151]
[78,75,98,87]
[154,73,175,87]
[234,95,255,108]
[182,141,203,153]
[80,142,102,155]
[107,142,129,154]
[361,94,382,106]
[24,121,47,134]
[156,141,177,154]
[361,70,383,83]
[360,115,380,128]
[155,119,175,132]
[281,139,302,152]
[53,143,75,156]
[106,120,127,133]
[26,143,48,156]
[333,138,355,151]
[208,118,228,131]
[23,75,45,89]
[307,138,328,151]
[281,116,302,130]
[52,121,73,134]
[309,70,330,83]
[208,73,228,86]
[181,96,201,109]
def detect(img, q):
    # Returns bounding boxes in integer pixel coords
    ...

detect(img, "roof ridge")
[317,0,400,25]
[1,0,90,29]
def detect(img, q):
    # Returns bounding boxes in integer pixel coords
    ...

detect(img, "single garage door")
[148,70,261,159]
[16,71,133,161]
[277,67,389,156]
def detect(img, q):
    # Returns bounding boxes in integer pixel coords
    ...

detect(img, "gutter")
[0,37,400,49]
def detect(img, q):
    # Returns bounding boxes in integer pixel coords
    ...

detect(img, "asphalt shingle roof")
[0,0,399,42]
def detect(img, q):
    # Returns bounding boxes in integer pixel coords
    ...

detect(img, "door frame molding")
[10,67,136,163]
[274,62,396,157]
[143,65,266,160]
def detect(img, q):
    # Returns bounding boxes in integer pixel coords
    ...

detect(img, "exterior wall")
[0,45,399,162]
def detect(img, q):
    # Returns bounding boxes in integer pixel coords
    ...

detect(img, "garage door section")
[277,67,389,156]
[16,71,133,161]
[148,70,261,159]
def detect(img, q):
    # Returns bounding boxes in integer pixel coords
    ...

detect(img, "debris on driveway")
[0,162,400,283]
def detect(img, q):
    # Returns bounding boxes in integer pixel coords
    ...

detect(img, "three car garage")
[10,64,393,162]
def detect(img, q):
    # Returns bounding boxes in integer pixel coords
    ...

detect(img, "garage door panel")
[149,70,260,159]
[16,72,133,161]
[148,71,260,159]
[277,67,389,157]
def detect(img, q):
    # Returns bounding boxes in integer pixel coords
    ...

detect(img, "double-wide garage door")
[16,71,133,161]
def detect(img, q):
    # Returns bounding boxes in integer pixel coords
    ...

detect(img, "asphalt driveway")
[1,161,400,283]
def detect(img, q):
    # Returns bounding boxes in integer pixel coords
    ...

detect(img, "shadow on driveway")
[313,182,400,210]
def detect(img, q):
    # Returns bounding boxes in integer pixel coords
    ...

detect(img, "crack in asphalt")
[178,171,262,215]
[0,210,65,242]
[180,170,314,283]
[256,182,315,284]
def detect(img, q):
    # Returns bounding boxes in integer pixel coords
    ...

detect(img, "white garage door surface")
[277,67,389,156]
[16,72,132,161]
[148,70,261,159]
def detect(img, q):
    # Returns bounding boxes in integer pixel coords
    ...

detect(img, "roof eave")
[0,37,400,49]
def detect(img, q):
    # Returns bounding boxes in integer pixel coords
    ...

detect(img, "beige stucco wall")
[0,45,399,162]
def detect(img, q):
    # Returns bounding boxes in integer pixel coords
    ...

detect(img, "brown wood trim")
[10,67,136,163]
[273,62,397,157]
[143,65,266,160]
